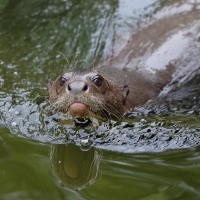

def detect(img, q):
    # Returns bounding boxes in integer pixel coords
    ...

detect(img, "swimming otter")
[47,68,130,118]
[47,1,200,118]
[47,64,172,118]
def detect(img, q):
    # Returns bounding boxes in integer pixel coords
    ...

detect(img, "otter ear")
[122,85,129,97]
[47,81,54,91]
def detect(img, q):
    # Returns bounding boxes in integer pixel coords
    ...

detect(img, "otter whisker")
[71,57,77,69]
[98,57,114,69]
[57,51,70,69]
[98,109,108,119]
[103,103,122,119]
[95,98,121,119]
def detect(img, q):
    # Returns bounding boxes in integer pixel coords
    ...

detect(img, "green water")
[1,128,200,199]
[1,0,200,199]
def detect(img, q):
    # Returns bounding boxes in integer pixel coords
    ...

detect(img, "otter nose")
[67,81,88,93]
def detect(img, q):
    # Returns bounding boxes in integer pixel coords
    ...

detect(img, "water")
[1,128,200,199]
[1,0,200,199]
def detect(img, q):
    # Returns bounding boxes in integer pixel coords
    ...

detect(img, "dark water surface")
[1,0,200,199]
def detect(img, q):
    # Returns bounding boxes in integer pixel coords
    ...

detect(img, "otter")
[47,67,172,118]
[47,1,200,118]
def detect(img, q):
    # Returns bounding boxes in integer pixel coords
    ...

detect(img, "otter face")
[47,69,129,118]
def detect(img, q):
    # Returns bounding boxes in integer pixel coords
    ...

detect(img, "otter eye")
[92,76,103,87]
[59,77,67,86]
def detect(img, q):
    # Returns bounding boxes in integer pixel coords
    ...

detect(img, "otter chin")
[68,102,88,117]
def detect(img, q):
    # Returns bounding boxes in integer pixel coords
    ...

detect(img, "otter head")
[47,69,129,118]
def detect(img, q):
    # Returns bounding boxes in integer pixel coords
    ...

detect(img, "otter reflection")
[50,143,101,191]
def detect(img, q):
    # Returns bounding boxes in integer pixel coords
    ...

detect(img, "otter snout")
[66,81,89,93]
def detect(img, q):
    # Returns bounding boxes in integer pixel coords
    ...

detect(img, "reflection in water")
[50,143,101,191]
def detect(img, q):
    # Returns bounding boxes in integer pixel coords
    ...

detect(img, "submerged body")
[47,0,200,118]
